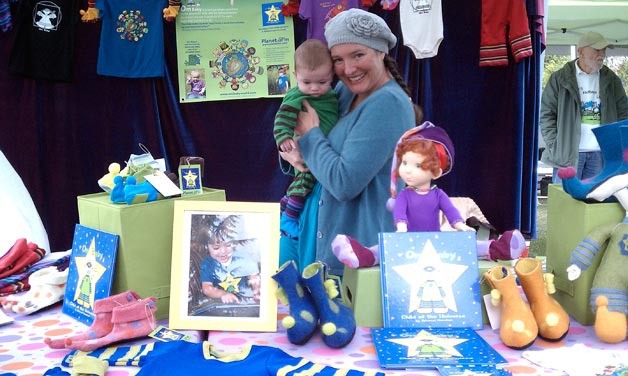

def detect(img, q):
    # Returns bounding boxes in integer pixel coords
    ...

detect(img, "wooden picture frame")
[169,200,279,332]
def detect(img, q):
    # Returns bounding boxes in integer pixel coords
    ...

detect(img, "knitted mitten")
[301,262,356,348]
[485,265,538,349]
[514,258,569,341]
[593,295,627,344]
[272,261,318,345]
[9,266,68,315]
[65,297,157,352]
[44,290,141,349]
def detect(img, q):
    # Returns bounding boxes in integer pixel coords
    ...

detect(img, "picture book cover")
[371,326,508,371]
[379,231,483,329]
[62,224,119,325]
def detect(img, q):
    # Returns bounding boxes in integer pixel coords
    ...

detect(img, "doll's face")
[209,241,235,264]
[398,151,438,189]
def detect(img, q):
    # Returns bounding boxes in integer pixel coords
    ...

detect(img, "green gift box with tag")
[77,188,226,319]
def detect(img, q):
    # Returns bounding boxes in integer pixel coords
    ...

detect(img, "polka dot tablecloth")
[1,303,626,375]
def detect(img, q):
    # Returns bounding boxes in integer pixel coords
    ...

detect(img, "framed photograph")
[169,200,280,332]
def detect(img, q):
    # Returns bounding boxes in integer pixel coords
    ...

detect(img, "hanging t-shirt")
[95,0,166,78]
[7,0,79,81]
[298,0,361,43]
[575,60,601,152]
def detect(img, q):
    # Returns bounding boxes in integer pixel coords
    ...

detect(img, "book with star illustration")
[62,224,119,325]
[370,326,508,371]
[379,231,483,330]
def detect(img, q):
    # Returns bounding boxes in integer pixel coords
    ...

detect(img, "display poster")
[175,0,295,102]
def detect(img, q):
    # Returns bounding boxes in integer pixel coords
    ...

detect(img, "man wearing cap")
[540,31,628,182]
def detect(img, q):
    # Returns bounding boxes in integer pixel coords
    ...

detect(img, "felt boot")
[0,240,46,278]
[515,258,570,341]
[271,261,318,345]
[301,261,356,348]
[486,230,527,261]
[485,265,538,349]
[331,234,379,268]
[10,266,68,315]
[45,290,141,349]
[65,296,157,352]
[593,295,627,344]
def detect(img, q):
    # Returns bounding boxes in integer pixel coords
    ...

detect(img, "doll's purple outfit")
[393,187,464,231]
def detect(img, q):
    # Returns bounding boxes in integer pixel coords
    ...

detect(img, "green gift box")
[546,184,624,325]
[77,188,226,319]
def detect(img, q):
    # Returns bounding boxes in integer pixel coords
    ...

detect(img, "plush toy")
[162,0,181,22]
[97,163,121,193]
[79,0,99,23]
[332,122,526,268]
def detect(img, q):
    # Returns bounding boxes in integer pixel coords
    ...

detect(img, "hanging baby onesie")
[479,0,532,66]
[399,0,443,59]
[7,0,79,81]
[299,0,361,43]
[95,0,166,77]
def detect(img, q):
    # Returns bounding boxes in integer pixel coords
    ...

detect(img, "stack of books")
[371,231,510,375]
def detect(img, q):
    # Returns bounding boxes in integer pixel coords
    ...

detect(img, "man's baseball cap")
[577,31,613,49]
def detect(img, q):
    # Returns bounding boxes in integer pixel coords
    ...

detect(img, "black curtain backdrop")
[0,0,541,253]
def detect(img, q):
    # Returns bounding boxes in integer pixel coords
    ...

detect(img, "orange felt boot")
[594,296,627,344]
[485,265,538,349]
[515,258,570,342]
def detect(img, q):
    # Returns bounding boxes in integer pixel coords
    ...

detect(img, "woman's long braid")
[384,55,423,124]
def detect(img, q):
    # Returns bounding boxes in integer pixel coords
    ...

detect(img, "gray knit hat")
[324,8,397,53]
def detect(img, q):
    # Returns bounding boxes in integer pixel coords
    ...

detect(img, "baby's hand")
[279,139,297,153]
[220,293,240,304]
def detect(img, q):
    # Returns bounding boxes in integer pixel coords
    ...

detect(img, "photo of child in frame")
[187,213,261,318]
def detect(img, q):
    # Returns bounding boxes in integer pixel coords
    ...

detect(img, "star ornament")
[183,170,198,188]
[392,239,468,313]
[73,238,107,304]
[218,274,242,294]
[388,329,466,358]
[264,5,281,22]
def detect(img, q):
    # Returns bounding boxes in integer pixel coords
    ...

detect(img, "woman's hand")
[295,100,320,136]
[279,143,309,173]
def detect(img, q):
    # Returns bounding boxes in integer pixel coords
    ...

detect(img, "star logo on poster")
[392,240,467,313]
[387,329,466,358]
[183,170,198,188]
[265,5,281,22]
[73,238,107,307]
[219,274,242,294]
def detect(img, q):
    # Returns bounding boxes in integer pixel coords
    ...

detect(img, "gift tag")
[178,164,203,196]
[149,325,193,342]
[483,293,502,330]
[144,171,183,197]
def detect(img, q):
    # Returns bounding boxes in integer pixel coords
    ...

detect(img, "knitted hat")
[324,8,397,53]
[387,122,455,210]
[577,31,613,50]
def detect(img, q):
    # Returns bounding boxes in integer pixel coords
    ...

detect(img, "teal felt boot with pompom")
[272,261,318,345]
[302,261,356,348]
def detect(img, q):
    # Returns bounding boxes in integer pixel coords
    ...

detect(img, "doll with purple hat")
[332,122,527,268]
